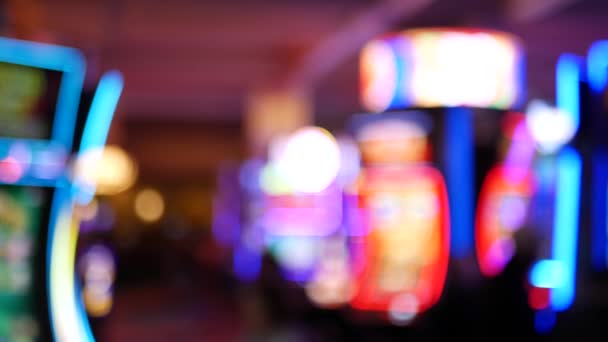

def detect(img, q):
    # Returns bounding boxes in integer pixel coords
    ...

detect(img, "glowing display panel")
[0,62,61,140]
[360,28,524,112]
[0,185,51,341]
[349,165,450,315]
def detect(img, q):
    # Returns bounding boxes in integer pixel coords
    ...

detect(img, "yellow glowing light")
[73,145,138,196]
[49,205,93,341]
[83,290,113,318]
[357,119,430,164]
[134,188,165,223]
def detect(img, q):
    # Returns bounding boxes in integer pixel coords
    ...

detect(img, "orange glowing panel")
[349,165,450,316]
[475,166,534,277]
[360,28,524,112]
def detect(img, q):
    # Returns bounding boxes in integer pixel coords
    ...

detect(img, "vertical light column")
[550,147,581,311]
[587,41,608,270]
[444,107,474,258]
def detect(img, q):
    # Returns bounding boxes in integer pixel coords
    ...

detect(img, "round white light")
[526,100,576,154]
[275,127,341,193]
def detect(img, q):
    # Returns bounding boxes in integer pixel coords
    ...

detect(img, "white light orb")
[276,127,341,193]
[526,100,576,154]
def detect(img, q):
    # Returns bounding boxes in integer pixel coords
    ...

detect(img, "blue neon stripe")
[74,70,124,205]
[517,51,527,109]
[0,37,85,151]
[444,107,474,257]
[53,65,85,149]
[550,147,581,311]
[587,40,608,93]
[592,151,608,270]
[79,71,124,153]
[556,54,581,133]
[587,41,608,271]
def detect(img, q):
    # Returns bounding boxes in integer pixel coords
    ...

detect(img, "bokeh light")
[73,145,138,197]
[526,100,577,154]
[274,127,341,194]
[134,188,165,223]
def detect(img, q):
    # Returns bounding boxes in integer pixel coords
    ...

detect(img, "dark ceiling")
[17,0,608,124]
[5,0,608,181]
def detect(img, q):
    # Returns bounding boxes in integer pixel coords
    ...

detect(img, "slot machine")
[345,111,450,325]
[352,27,525,323]
[0,37,121,341]
[359,27,525,263]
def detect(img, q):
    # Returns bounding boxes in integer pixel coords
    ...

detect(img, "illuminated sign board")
[360,28,524,112]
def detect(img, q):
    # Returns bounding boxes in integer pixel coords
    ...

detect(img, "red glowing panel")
[475,166,534,277]
[348,165,450,315]
[529,286,550,310]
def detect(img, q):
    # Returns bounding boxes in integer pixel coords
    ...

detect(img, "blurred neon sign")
[360,28,524,112]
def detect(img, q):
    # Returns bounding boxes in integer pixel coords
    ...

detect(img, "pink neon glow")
[260,185,342,236]
[475,166,534,277]
[0,157,24,183]
[504,115,536,177]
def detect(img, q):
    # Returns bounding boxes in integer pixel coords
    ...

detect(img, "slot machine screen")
[0,186,51,341]
[0,62,64,341]
[0,62,61,140]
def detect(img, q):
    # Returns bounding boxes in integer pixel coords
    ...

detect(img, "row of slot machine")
[0,37,123,341]
[213,28,608,335]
